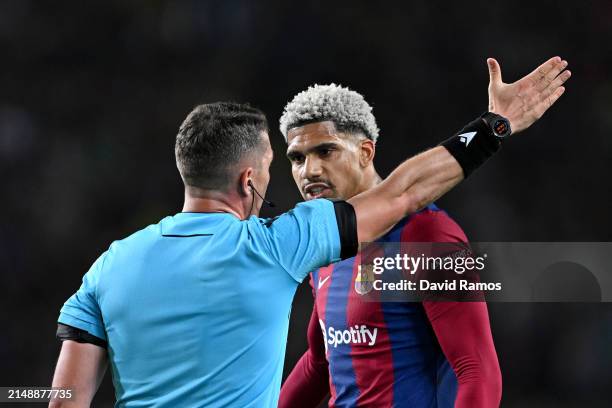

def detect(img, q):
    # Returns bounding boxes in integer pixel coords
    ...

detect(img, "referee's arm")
[349,145,462,243]
[49,333,108,407]
[350,56,570,242]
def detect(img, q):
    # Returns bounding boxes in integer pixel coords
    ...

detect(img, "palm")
[487,57,571,133]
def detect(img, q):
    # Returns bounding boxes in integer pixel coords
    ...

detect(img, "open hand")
[487,56,571,133]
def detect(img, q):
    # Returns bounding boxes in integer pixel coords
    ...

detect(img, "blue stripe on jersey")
[380,290,440,407]
[436,354,458,407]
[325,260,360,408]
[385,221,404,243]
[427,203,440,212]
[380,205,445,407]
[312,269,319,296]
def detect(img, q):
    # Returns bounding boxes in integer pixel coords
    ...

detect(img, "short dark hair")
[175,102,268,190]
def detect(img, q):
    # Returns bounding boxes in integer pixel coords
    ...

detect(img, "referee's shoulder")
[104,221,164,255]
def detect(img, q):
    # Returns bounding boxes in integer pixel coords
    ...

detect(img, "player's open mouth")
[304,183,332,199]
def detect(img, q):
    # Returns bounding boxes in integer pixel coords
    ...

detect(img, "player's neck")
[181,187,246,219]
[354,168,383,197]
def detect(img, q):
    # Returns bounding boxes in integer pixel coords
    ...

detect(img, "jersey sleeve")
[403,209,502,407]
[424,302,502,407]
[57,252,107,341]
[258,199,357,283]
[279,281,330,408]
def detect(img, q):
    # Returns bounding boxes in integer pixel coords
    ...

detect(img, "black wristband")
[440,115,502,178]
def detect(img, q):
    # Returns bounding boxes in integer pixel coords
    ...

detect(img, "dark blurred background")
[1,0,611,406]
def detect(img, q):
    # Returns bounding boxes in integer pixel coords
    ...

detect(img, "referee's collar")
[160,212,236,237]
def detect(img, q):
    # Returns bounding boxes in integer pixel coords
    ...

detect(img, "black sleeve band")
[332,200,358,260]
[440,115,502,178]
[56,323,108,349]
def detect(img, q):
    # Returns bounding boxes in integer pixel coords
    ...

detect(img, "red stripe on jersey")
[345,252,396,407]
[313,264,337,404]
[400,208,467,243]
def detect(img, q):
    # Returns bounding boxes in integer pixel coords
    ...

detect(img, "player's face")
[286,121,366,201]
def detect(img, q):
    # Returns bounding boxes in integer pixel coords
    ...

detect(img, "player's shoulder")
[410,203,457,225]
[400,203,468,242]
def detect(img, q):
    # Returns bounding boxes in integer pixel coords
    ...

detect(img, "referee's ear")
[239,168,253,197]
[359,138,376,168]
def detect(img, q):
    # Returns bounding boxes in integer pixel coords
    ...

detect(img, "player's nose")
[302,156,323,179]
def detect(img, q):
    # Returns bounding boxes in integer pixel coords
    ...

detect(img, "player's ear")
[359,138,376,168]
[239,168,253,197]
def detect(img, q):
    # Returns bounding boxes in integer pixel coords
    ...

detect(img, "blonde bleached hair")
[279,83,379,143]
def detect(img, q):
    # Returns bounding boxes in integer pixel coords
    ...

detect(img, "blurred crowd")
[1,1,610,406]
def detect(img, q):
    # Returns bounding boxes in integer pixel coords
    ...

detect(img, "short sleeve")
[257,199,355,283]
[57,252,107,341]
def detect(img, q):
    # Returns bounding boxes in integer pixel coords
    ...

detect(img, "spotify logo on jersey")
[319,320,378,352]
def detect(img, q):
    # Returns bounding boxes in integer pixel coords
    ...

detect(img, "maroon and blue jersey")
[310,204,465,408]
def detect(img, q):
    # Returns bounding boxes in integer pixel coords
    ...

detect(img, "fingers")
[487,58,502,86]
[548,85,566,109]
[537,59,569,91]
[525,56,561,87]
[534,86,566,119]
[541,68,572,99]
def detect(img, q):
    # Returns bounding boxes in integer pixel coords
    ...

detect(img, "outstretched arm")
[349,56,570,242]
[49,340,107,408]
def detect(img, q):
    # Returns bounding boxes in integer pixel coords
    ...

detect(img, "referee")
[50,61,568,408]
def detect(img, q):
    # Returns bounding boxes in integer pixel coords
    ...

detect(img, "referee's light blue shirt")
[58,199,342,407]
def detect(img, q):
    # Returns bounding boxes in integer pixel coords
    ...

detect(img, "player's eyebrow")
[286,142,339,160]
